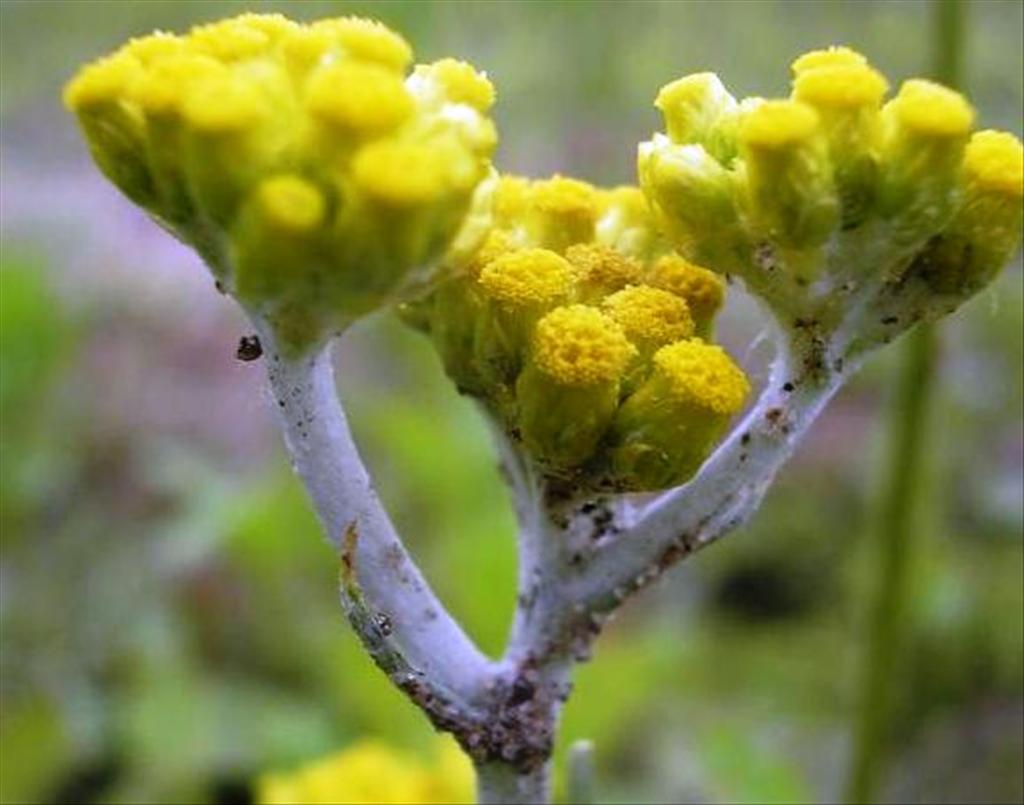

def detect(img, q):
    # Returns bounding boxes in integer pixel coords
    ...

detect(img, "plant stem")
[567,740,596,805]
[845,4,965,801]
[845,325,937,803]
[475,761,551,805]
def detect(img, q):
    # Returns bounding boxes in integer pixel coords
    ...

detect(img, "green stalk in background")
[845,2,967,802]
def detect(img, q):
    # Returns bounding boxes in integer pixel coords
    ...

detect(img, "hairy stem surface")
[258,328,493,711]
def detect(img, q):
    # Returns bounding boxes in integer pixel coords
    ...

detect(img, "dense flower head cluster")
[257,737,473,805]
[639,46,1023,337]
[63,13,497,353]
[404,175,748,492]
[66,24,1022,494]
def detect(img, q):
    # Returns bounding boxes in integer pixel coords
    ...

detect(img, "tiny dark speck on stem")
[236,335,263,361]
[783,382,795,392]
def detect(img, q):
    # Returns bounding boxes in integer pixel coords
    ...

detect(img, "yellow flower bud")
[792,59,889,225]
[638,136,744,268]
[232,174,327,306]
[595,185,661,258]
[524,175,601,251]
[517,305,635,467]
[309,17,413,71]
[565,243,644,301]
[62,53,155,207]
[878,79,975,247]
[64,13,498,355]
[655,72,739,161]
[256,736,474,805]
[963,128,1024,198]
[478,248,575,309]
[791,45,867,75]
[645,254,725,337]
[642,44,1019,330]
[602,285,694,352]
[474,248,575,387]
[608,339,749,490]
[411,58,496,112]
[306,61,414,138]
[911,130,1023,299]
[738,99,839,260]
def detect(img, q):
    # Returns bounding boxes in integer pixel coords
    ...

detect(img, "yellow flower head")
[478,248,575,308]
[651,340,750,414]
[566,243,645,297]
[602,285,695,348]
[64,13,498,354]
[607,338,749,490]
[405,171,741,488]
[646,254,725,329]
[257,737,474,805]
[532,305,636,386]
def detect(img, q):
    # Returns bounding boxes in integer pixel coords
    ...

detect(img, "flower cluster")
[257,737,474,804]
[403,175,750,492]
[640,47,1023,341]
[65,21,1021,491]
[63,13,497,353]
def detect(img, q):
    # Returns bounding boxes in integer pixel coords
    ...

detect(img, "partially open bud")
[517,306,635,468]
[64,13,498,355]
[608,339,749,490]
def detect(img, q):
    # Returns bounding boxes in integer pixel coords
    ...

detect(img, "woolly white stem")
[259,330,494,707]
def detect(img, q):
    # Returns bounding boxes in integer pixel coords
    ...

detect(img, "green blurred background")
[1,1,1021,802]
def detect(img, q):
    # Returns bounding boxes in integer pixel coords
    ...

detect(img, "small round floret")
[532,305,636,386]
[646,255,725,321]
[651,340,749,414]
[565,243,643,288]
[477,249,575,307]
[602,285,694,346]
